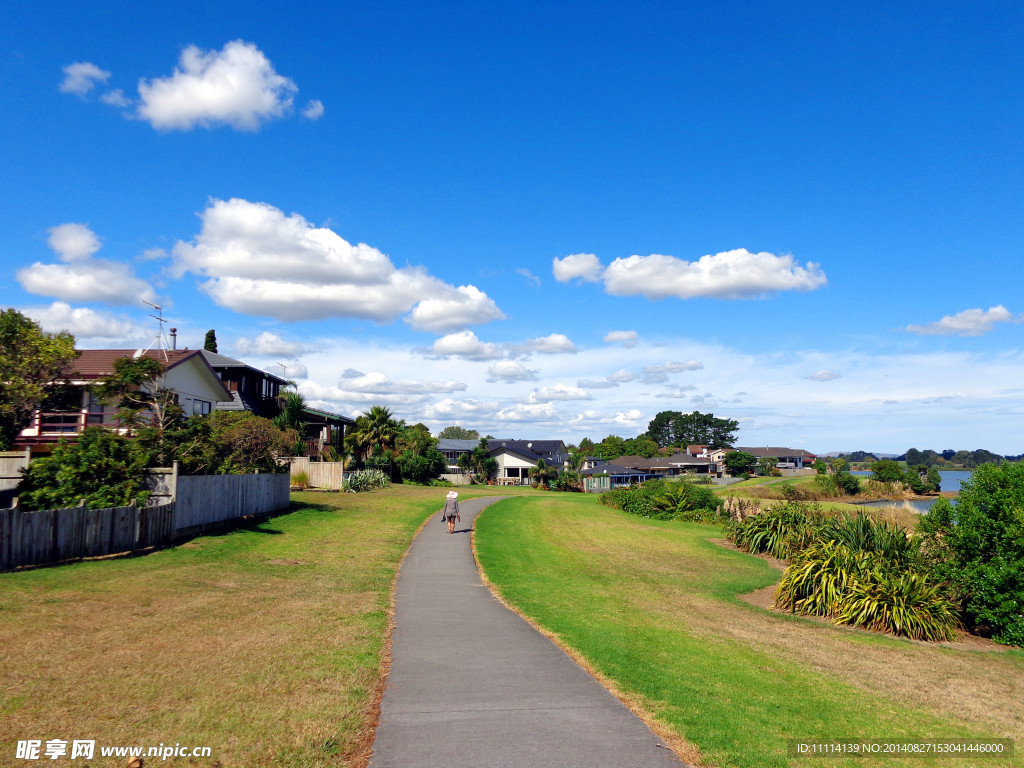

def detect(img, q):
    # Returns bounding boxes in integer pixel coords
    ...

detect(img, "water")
[857,498,940,514]
[851,469,971,492]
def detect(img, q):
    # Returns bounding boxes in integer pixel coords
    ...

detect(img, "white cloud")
[643,360,703,374]
[281,363,308,380]
[172,198,502,327]
[234,331,305,358]
[522,333,578,354]
[904,306,1021,337]
[342,368,364,379]
[552,252,603,283]
[18,223,157,305]
[602,248,826,300]
[608,368,638,382]
[577,379,619,389]
[641,372,669,385]
[430,330,504,360]
[100,89,132,108]
[21,302,147,344]
[423,398,501,420]
[406,285,505,332]
[338,371,466,395]
[516,268,541,286]
[658,385,699,398]
[302,99,324,120]
[137,41,298,131]
[60,62,110,95]
[604,330,637,347]
[806,369,842,381]
[487,360,539,382]
[495,402,561,422]
[529,384,592,402]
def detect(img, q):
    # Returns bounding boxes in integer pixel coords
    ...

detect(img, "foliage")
[870,459,905,484]
[458,438,498,482]
[396,446,447,484]
[203,329,218,353]
[341,468,390,492]
[292,471,310,489]
[917,462,1024,647]
[601,478,722,522]
[723,450,757,477]
[812,458,828,475]
[273,390,307,433]
[645,410,738,449]
[727,502,829,559]
[756,456,780,476]
[437,425,479,439]
[17,427,151,510]
[529,458,559,488]
[0,308,78,450]
[162,411,290,475]
[347,405,403,475]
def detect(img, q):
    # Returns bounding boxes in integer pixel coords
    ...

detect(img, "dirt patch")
[267,558,305,566]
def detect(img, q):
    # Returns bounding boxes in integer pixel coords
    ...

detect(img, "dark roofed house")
[734,446,817,470]
[200,350,289,419]
[488,439,569,485]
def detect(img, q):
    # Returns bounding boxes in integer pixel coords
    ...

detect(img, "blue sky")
[3,1,1023,453]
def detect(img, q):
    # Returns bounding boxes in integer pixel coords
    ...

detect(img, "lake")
[851,469,971,492]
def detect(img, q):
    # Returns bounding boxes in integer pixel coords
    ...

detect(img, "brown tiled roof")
[71,349,202,379]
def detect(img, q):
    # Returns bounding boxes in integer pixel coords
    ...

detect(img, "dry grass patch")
[0,486,456,767]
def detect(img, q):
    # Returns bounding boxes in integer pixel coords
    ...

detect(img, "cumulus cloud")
[487,361,539,383]
[338,371,466,395]
[494,402,561,422]
[423,398,501,420]
[806,369,842,381]
[643,360,703,374]
[552,253,603,283]
[522,333,578,354]
[18,223,157,305]
[569,409,644,428]
[22,302,147,343]
[607,369,638,383]
[100,89,132,108]
[429,330,504,360]
[577,379,619,389]
[302,99,324,120]
[602,248,826,300]
[904,306,1021,337]
[234,331,305,358]
[604,330,637,347]
[529,384,592,402]
[172,198,502,327]
[60,62,111,95]
[641,372,669,385]
[137,41,298,131]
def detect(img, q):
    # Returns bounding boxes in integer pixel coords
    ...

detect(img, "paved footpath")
[368,496,685,768]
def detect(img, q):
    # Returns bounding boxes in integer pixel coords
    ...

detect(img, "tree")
[347,405,403,474]
[623,436,660,458]
[204,330,218,353]
[757,456,780,477]
[871,459,905,484]
[528,458,559,488]
[918,462,1024,646]
[646,410,738,449]
[0,308,78,449]
[437,425,479,440]
[273,390,307,433]
[724,451,757,477]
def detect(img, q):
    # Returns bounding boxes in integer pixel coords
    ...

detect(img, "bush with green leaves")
[396,446,447,484]
[342,468,390,492]
[17,427,151,510]
[917,462,1024,647]
[601,478,722,522]
[726,502,830,559]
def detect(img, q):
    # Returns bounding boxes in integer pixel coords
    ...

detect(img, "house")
[733,446,817,470]
[199,350,354,458]
[14,349,232,452]
[610,453,721,478]
[438,438,479,473]
[487,439,570,485]
[200,350,289,419]
[580,464,662,493]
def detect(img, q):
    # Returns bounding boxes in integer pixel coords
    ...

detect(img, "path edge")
[470,498,704,768]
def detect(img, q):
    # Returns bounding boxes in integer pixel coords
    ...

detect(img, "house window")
[193,400,211,416]
[86,391,117,426]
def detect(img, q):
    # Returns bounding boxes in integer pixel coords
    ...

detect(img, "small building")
[200,350,289,419]
[734,446,817,470]
[488,439,570,485]
[438,438,480,473]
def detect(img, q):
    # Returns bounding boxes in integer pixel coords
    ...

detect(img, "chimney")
[170,328,177,350]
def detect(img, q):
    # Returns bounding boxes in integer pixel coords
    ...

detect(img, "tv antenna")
[133,300,170,361]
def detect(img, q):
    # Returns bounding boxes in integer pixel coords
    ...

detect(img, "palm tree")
[528,458,558,488]
[348,405,403,474]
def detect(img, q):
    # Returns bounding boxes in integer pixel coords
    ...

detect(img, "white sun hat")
[446,491,459,499]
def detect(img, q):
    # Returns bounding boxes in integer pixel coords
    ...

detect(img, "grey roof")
[199,350,290,384]
[438,438,479,451]
[735,446,817,459]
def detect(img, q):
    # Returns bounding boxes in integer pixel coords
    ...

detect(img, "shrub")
[17,427,151,510]
[342,468,390,492]
[727,502,830,559]
[292,471,310,489]
[917,462,1024,647]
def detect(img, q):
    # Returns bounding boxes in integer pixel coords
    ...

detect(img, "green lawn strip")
[0,487,440,768]
[475,495,1015,768]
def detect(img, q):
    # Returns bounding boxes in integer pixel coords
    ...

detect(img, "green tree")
[273,390,307,433]
[871,459,905,484]
[646,410,738,449]
[347,405,403,474]
[437,425,479,439]
[529,458,559,488]
[204,329,218,353]
[724,451,757,477]
[623,435,660,458]
[17,427,150,510]
[594,435,628,461]
[459,438,497,482]
[0,308,78,449]
[757,456,780,477]
[577,437,595,455]
[918,462,1024,646]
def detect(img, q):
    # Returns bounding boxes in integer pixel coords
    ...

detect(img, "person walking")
[442,490,460,534]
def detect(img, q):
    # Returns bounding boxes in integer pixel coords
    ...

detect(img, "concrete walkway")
[368,496,685,768]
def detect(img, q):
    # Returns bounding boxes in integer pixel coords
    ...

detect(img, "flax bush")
[342,468,390,492]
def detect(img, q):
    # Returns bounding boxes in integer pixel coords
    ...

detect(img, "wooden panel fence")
[289,457,346,490]
[0,502,175,571]
[0,470,289,571]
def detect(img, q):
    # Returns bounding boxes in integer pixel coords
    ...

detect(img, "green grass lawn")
[0,485,478,767]
[475,494,1024,768]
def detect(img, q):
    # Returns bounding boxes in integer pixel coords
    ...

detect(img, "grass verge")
[475,494,1024,768]
[0,485,473,767]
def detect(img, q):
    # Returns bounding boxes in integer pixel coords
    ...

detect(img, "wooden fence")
[289,456,346,490]
[0,502,175,571]
[0,470,290,571]
[0,450,31,509]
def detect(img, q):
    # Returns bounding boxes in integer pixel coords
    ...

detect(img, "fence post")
[169,461,179,536]
[132,498,140,552]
